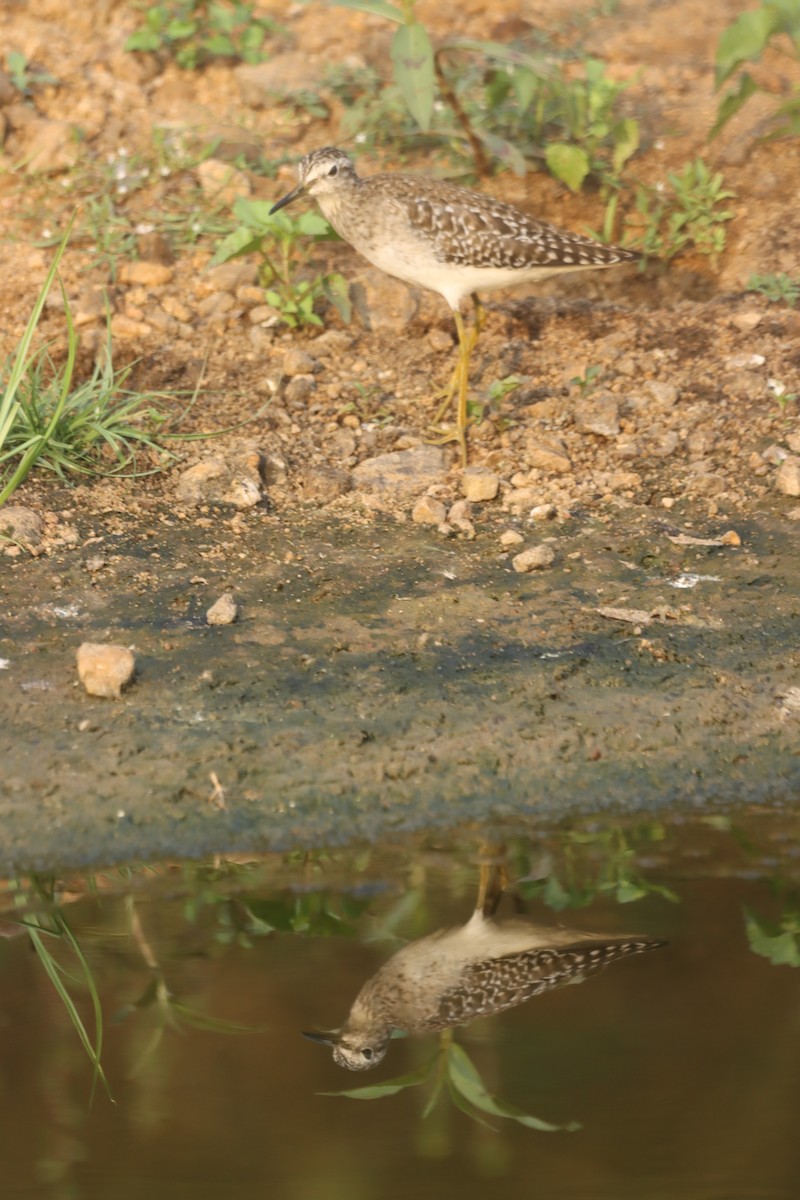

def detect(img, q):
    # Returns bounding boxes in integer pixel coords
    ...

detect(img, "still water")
[1,813,799,1199]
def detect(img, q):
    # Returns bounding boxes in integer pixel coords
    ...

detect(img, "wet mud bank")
[1,501,799,872]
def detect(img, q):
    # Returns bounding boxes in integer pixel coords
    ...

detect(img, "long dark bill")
[302,1030,338,1046]
[269,183,306,215]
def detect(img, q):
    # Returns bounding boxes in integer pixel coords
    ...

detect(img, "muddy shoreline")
[2,498,798,873]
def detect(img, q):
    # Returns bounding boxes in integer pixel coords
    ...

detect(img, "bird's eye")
[362,1047,373,1060]
[328,164,339,177]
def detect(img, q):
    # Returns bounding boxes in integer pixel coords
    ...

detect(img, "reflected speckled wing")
[424,938,664,1030]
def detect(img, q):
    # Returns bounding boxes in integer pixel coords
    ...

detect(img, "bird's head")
[303,1027,390,1071]
[270,147,356,214]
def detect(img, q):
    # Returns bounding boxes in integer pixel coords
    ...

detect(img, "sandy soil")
[0,0,799,870]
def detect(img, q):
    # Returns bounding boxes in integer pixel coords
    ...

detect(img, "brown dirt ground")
[1,0,799,871]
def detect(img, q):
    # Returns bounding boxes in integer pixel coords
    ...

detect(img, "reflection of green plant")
[325,1029,578,1132]
[630,159,735,263]
[516,826,679,910]
[746,271,800,306]
[711,1,800,139]
[744,903,800,966]
[212,198,351,327]
[9,878,110,1100]
[125,0,276,69]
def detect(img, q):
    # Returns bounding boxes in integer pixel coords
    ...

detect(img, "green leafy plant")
[744,903,800,966]
[569,364,602,395]
[326,1029,578,1132]
[746,271,800,306]
[0,225,205,505]
[630,158,735,263]
[711,0,800,139]
[516,826,679,910]
[125,0,276,69]
[322,6,638,190]
[211,197,351,327]
[5,50,57,96]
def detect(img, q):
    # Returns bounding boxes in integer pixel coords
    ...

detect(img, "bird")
[270,146,638,464]
[304,899,665,1071]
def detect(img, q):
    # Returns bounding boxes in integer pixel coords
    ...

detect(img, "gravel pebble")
[776,456,800,497]
[412,495,447,525]
[76,643,136,699]
[461,466,500,502]
[206,593,238,625]
[512,543,556,572]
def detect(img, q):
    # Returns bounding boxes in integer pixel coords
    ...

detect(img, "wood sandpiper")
[271,147,638,464]
[303,856,664,1071]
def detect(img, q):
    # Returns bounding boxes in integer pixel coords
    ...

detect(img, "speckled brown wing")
[378,177,639,272]
[422,938,664,1031]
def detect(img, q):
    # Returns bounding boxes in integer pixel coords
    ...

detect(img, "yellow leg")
[429,295,483,466]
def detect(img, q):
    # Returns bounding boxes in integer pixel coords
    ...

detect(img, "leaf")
[209,226,263,266]
[612,117,639,173]
[709,73,759,139]
[322,1061,432,1100]
[322,273,352,323]
[714,7,777,88]
[329,0,405,21]
[544,142,590,193]
[391,22,435,132]
[447,1043,577,1132]
[744,907,800,967]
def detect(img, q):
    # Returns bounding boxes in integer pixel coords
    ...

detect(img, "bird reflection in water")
[305,848,665,1071]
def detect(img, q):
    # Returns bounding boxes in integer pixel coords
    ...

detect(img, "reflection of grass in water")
[324,1029,578,1133]
[21,885,111,1103]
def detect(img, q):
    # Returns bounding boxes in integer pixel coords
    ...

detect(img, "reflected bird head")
[303,1028,389,1071]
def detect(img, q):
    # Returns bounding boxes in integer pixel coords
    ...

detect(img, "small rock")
[285,375,316,403]
[204,261,258,292]
[329,428,357,459]
[282,348,318,377]
[352,445,448,501]
[22,118,80,174]
[725,353,766,371]
[525,437,572,474]
[84,554,106,573]
[762,443,788,466]
[303,465,351,502]
[196,158,252,206]
[731,311,762,333]
[0,505,45,548]
[77,643,136,699]
[350,267,418,333]
[786,432,800,454]
[529,503,557,521]
[505,487,539,512]
[500,529,525,547]
[574,392,620,438]
[119,261,174,287]
[236,54,311,104]
[206,593,238,626]
[412,495,447,525]
[428,328,453,352]
[461,466,500,502]
[450,517,476,539]
[447,498,472,522]
[512,543,556,573]
[136,230,174,264]
[776,456,800,497]
[175,451,263,509]
[111,313,152,340]
[626,380,680,411]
